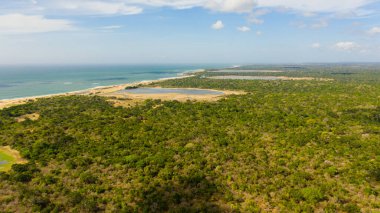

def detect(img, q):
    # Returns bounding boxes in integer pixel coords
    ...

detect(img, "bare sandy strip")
[15,113,40,122]
[106,93,224,102]
[102,88,243,103]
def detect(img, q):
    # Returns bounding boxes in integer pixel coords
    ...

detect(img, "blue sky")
[0,0,380,64]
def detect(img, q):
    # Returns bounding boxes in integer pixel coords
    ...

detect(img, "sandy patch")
[106,97,143,108]
[115,93,223,102]
[15,113,40,122]
[0,99,30,110]
[102,89,243,104]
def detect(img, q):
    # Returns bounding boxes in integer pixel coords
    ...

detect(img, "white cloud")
[101,25,123,29]
[292,20,329,29]
[255,0,377,13]
[132,0,255,13]
[311,20,328,29]
[334,8,375,18]
[99,25,123,32]
[311,43,321,48]
[334,41,360,51]
[291,21,307,29]
[4,0,379,18]
[127,0,204,9]
[0,13,72,34]
[237,26,251,33]
[256,31,262,35]
[205,0,256,13]
[302,11,316,17]
[368,26,380,35]
[252,9,270,16]
[56,1,143,15]
[132,0,377,15]
[212,20,224,30]
[248,9,269,24]
[237,26,250,32]
[248,17,264,25]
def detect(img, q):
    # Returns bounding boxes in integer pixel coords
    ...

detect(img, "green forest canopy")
[0,64,379,212]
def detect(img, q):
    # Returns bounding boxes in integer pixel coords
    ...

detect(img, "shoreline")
[0,69,204,109]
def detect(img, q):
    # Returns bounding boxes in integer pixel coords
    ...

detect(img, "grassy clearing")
[0,146,27,172]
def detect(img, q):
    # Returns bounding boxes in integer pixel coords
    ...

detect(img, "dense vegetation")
[0,65,379,212]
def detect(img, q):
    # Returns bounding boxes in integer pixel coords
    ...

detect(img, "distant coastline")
[0,68,205,109]
[0,65,223,101]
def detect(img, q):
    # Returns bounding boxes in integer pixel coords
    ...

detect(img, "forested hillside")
[0,65,379,212]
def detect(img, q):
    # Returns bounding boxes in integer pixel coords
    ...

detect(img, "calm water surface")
[0,65,225,100]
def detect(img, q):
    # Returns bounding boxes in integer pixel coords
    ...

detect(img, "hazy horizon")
[1,62,380,66]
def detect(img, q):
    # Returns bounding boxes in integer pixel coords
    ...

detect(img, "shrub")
[301,187,326,203]
[80,173,98,184]
[13,173,33,182]
[68,192,83,206]
[343,203,361,213]
[11,164,29,173]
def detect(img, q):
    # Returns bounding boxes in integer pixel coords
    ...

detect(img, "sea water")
[0,65,222,100]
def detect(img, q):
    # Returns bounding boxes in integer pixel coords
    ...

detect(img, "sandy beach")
[0,71,205,110]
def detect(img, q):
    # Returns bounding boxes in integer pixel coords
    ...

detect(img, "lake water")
[0,65,225,100]
[122,88,224,95]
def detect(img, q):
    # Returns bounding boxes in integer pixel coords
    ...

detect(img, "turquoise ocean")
[0,65,224,100]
